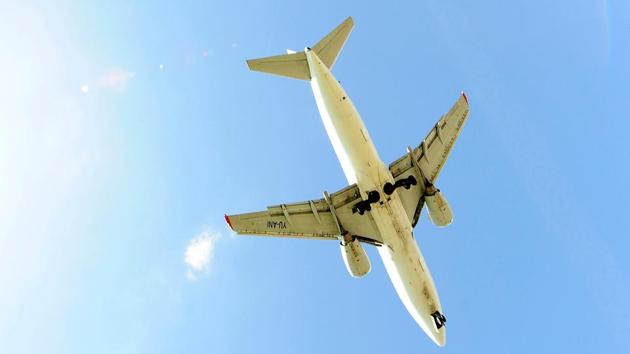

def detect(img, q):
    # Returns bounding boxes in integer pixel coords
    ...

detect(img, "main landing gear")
[383,175,417,195]
[431,311,447,330]
[352,175,418,216]
[352,191,380,215]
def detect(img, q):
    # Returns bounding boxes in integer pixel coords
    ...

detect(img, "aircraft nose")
[434,328,446,347]
[419,312,446,346]
[425,311,446,346]
[424,325,445,346]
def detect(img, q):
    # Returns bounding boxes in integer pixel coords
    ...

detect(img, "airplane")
[225,16,469,346]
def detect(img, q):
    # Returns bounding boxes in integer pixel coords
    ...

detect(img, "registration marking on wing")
[267,220,288,229]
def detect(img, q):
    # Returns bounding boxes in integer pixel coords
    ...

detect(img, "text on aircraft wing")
[226,184,383,244]
[389,93,470,227]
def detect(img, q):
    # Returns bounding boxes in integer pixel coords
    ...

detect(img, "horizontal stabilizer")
[245,16,354,81]
[246,52,310,80]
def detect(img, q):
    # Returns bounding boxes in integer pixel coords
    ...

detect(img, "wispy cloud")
[184,230,218,280]
[97,68,134,89]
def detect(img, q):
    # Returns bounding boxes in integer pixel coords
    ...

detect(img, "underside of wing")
[226,184,383,244]
[389,93,470,226]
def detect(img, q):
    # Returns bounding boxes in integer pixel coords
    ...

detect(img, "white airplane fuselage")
[306,50,446,346]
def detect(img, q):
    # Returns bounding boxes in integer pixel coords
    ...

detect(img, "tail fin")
[312,16,354,69]
[246,16,354,81]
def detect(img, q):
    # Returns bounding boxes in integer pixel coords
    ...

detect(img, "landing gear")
[431,311,447,330]
[352,203,371,215]
[383,175,417,195]
[352,191,380,215]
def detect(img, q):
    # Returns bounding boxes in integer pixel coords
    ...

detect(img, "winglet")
[461,91,468,104]
[224,214,234,231]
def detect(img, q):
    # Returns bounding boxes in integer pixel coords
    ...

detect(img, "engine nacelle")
[425,187,453,227]
[339,237,371,278]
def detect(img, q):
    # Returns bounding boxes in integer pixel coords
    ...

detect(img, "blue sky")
[1,1,629,353]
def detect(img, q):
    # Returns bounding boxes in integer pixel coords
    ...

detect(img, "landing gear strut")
[352,191,380,215]
[383,175,417,195]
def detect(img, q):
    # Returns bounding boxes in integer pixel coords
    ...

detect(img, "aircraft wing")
[389,93,470,227]
[226,184,383,244]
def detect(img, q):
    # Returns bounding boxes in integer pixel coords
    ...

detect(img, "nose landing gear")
[431,311,447,330]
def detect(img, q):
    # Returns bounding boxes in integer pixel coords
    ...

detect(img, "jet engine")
[424,185,453,227]
[339,235,371,278]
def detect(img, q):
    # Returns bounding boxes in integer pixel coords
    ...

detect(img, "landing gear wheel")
[367,191,380,203]
[352,191,380,215]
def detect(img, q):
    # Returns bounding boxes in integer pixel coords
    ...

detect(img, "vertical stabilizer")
[312,16,353,69]
[246,16,354,81]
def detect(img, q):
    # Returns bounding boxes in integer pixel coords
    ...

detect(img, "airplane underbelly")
[370,200,446,346]
[309,59,382,188]
[308,53,445,345]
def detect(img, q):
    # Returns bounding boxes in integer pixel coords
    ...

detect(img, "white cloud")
[184,230,218,280]
[97,68,134,89]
